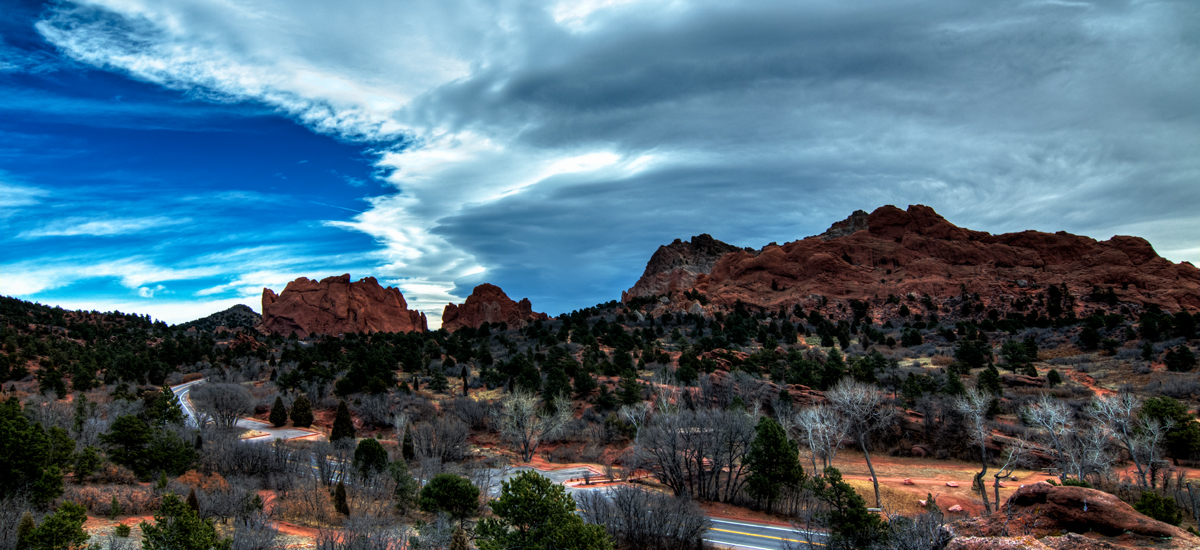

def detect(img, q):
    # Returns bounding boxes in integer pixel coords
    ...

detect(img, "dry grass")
[931,354,953,366]
[846,479,924,515]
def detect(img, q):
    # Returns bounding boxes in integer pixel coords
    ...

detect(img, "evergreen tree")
[977,365,1003,396]
[289,395,314,428]
[187,488,200,513]
[543,368,571,401]
[24,501,90,550]
[333,481,350,516]
[1046,369,1062,388]
[15,511,34,549]
[593,385,619,411]
[354,437,389,477]
[140,493,229,550]
[402,425,416,461]
[269,396,288,428]
[0,397,61,506]
[389,459,420,515]
[573,372,597,397]
[618,371,642,405]
[430,368,450,393]
[419,473,481,521]
[331,400,355,442]
[477,471,611,550]
[812,467,888,550]
[745,417,804,513]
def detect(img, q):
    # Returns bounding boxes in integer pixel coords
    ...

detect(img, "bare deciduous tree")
[993,437,1030,505]
[412,416,470,463]
[826,378,893,508]
[956,388,993,513]
[1023,394,1073,479]
[492,389,571,462]
[578,485,709,550]
[790,404,849,472]
[634,408,755,502]
[192,383,254,429]
[1089,392,1172,488]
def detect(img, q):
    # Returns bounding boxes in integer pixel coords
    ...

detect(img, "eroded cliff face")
[625,205,1200,316]
[621,234,745,302]
[261,274,427,338]
[441,283,548,333]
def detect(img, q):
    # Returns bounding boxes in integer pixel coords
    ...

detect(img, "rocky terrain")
[625,204,1200,316]
[260,274,427,338]
[620,234,745,303]
[949,483,1200,549]
[441,283,548,333]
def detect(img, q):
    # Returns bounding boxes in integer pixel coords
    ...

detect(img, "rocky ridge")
[625,205,1200,316]
[441,283,548,333]
[621,234,745,302]
[260,274,427,338]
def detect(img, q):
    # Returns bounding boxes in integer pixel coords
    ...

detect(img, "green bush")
[1133,491,1183,526]
[115,523,132,537]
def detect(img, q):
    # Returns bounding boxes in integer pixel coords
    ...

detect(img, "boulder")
[441,283,549,333]
[947,481,959,487]
[948,505,964,512]
[261,274,427,338]
[951,483,1199,545]
[1002,373,1046,388]
[903,478,916,485]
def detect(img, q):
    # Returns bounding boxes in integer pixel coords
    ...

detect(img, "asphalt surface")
[172,381,820,549]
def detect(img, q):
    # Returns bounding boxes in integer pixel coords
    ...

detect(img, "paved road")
[173,381,816,549]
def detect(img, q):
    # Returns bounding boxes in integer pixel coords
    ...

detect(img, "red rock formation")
[622,234,744,302]
[441,283,548,333]
[627,205,1200,317]
[952,483,1198,544]
[261,274,427,338]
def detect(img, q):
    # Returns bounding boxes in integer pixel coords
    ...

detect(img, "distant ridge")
[174,304,261,331]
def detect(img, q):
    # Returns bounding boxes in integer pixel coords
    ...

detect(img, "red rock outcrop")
[951,483,1198,546]
[441,284,548,333]
[626,205,1200,317]
[622,234,745,302]
[261,274,427,338]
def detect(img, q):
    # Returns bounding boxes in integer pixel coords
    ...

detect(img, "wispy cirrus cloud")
[17,215,191,238]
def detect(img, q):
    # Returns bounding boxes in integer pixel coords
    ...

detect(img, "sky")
[1,0,1198,327]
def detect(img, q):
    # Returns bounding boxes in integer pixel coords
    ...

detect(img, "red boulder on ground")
[441,283,549,333]
[261,274,427,338]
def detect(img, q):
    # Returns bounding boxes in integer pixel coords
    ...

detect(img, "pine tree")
[574,372,598,397]
[746,417,804,513]
[186,488,200,513]
[618,371,642,405]
[1046,369,1062,388]
[978,365,1003,396]
[334,481,350,516]
[269,396,288,428]
[289,395,314,428]
[402,425,415,461]
[331,400,355,442]
[429,366,450,393]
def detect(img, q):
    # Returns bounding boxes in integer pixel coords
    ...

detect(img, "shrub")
[115,523,132,537]
[1133,491,1183,526]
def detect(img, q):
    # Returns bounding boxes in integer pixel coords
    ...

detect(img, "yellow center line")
[708,528,824,546]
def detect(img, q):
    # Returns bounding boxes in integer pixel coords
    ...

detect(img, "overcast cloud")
[30,0,1200,321]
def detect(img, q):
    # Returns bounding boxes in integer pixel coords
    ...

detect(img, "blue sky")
[2,0,1198,326]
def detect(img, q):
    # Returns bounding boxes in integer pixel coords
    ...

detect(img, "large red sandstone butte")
[441,283,548,333]
[625,205,1200,315]
[261,274,427,338]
